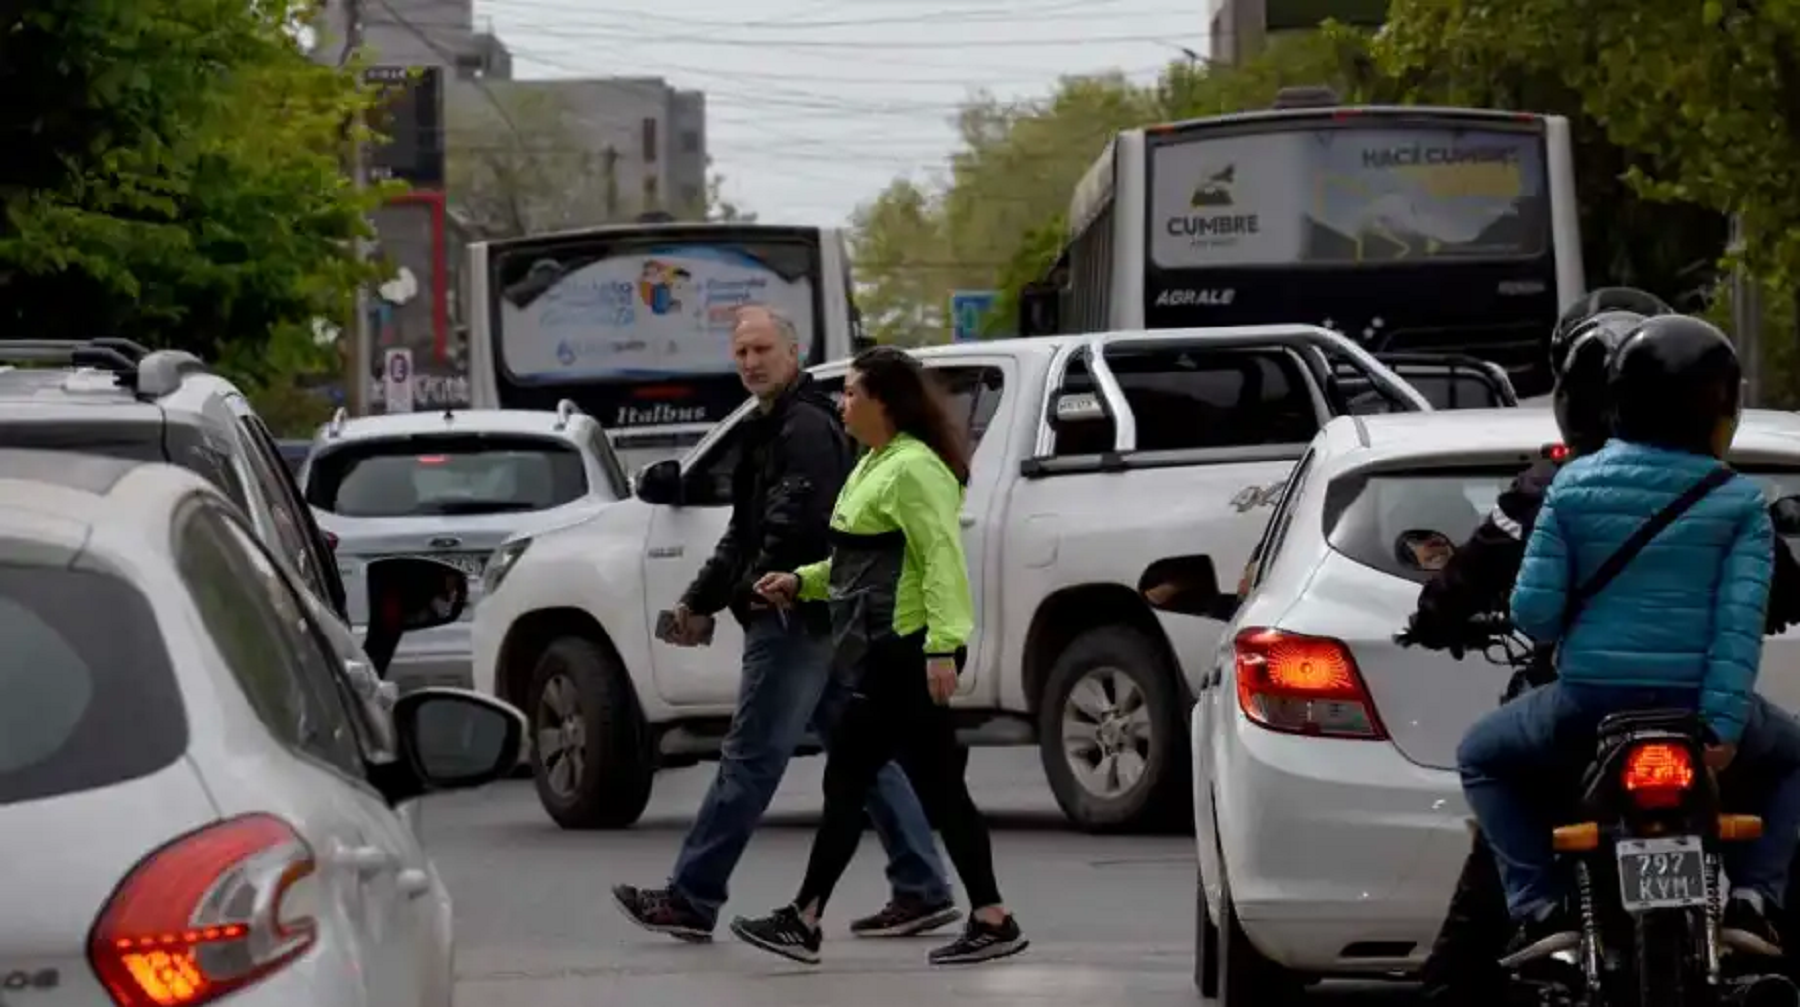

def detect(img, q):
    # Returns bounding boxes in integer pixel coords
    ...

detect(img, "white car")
[300,402,629,691]
[1157,408,1800,1003]
[0,449,525,1006]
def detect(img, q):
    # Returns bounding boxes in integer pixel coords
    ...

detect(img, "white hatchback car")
[0,449,524,1006]
[1152,408,1800,1004]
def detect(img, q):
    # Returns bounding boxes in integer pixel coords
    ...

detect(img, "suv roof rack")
[0,338,206,399]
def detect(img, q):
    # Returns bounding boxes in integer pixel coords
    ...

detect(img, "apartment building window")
[641,117,658,163]
[679,129,701,155]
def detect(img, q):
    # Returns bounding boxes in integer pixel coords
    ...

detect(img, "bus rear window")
[304,435,587,517]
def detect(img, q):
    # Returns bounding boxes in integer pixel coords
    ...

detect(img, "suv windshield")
[304,434,588,517]
[0,561,186,805]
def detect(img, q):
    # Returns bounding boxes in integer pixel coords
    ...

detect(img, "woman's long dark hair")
[851,345,971,485]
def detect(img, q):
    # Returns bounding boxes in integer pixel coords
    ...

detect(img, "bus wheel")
[1037,624,1190,833]
[527,636,654,829]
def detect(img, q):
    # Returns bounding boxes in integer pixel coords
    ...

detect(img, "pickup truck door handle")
[648,545,684,559]
[959,513,976,528]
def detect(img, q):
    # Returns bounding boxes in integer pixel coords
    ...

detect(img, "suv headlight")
[482,538,532,596]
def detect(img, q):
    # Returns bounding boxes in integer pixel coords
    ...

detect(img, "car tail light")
[1233,628,1387,739]
[89,814,316,1006]
[1623,742,1696,809]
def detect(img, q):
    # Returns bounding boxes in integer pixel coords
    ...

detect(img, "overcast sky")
[473,0,1212,226]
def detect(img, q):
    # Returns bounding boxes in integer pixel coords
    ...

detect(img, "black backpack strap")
[1559,466,1735,634]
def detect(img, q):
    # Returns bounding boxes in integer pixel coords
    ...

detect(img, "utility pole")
[343,0,374,417]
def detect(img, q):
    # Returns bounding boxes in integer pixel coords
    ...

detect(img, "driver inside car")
[1461,315,1800,964]
[1402,297,1800,1004]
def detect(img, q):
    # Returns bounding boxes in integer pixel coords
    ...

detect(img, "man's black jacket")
[1408,456,1800,656]
[680,373,854,627]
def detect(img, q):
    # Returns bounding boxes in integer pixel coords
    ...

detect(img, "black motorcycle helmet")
[1549,287,1674,381]
[1609,315,1743,457]
[1552,311,1642,455]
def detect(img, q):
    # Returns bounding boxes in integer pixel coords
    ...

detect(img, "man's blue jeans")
[669,616,953,925]
[1460,681,1800,920]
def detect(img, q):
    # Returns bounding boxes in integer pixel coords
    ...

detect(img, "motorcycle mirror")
[1772,495,1800,537]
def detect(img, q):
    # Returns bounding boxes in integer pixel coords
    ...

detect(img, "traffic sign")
[950,290,1000,343]
[383,348,415,414]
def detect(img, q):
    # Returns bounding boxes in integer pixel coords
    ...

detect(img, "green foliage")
[0,0,387,372]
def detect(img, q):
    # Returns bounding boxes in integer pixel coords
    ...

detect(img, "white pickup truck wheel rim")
[1061,666,1154,799]
[536,674,587,799]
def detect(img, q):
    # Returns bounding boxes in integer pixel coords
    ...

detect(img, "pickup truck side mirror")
[1140,554,1241,622]
[362,556,470,676]
[636,458,684,505]
[1772,495,1800,536]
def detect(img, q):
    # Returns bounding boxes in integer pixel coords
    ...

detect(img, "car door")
[225,394,351,618]
[176,500,445,1005]
[925,359,1015,700]
[641,376,847,707]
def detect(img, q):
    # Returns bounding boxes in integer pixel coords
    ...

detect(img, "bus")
[467,221,869,472]
[1024,93,1585,397]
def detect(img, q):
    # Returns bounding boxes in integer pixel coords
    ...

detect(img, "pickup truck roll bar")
[1073,324,1433,454]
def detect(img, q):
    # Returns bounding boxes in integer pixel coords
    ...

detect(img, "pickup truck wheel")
[1038,624,1189,833]
[527,636,654,829]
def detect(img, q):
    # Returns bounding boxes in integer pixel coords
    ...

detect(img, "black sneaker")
[612,884,712,943]
[849,896,961,938]
[927,914,1029,966]
[730,905,822,965]
[1724,894,1784,957]
[1498,904,1579,968]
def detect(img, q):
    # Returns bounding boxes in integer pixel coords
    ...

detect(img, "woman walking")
[730,345,1027,967]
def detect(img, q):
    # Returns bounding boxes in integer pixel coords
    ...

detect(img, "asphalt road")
[417,748,1417,1006]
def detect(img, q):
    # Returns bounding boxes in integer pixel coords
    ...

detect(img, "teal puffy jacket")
[1510,439,1774,743]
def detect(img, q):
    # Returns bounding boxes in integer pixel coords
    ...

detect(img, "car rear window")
[0,562,187,805]
[1325,469,1514,584]
[304,434,588,517]
[1329,466,1800,585]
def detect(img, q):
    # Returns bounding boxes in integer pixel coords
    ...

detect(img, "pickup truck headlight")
[482,538,532,596]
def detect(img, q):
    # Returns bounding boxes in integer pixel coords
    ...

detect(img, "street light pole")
[344,0,374,417]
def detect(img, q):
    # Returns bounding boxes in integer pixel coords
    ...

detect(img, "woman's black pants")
[794,632,1004,913]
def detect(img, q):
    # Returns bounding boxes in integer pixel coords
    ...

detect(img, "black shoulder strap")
[1560,466,1735,633]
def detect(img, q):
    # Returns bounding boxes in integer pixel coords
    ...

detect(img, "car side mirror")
[373,688,526,805]
[1139,554,1240,622]
[635,458,683,505]
[1773,495,1800,537]
[362,557,470,676]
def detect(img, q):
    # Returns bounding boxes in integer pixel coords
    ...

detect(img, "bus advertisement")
[468,222,866,471]
[1033,101,1585,396]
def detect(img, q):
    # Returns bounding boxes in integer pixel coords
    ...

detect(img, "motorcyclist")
[1403,300,1800,1003]
[1459,315,1800,965]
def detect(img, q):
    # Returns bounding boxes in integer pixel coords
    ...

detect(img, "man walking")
[613,305,959,942]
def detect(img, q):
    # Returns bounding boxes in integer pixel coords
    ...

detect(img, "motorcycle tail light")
[1623,742,1695,810]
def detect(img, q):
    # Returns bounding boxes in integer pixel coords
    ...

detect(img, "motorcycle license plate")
[1615,835,1708,912]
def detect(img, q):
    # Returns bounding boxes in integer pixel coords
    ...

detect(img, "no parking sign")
[384,348,415,413]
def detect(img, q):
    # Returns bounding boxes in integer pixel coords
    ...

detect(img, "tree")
[0,0,387,372]
[1376,0,1796,396]
[705,169,757,223]
[850,179,950,346]
[446,84,629,237]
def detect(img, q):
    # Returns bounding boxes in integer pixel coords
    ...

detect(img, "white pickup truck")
[470,324,1433,831]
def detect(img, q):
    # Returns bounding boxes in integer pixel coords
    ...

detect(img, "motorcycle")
[1414,617,1800,1007]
